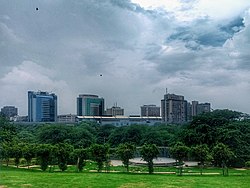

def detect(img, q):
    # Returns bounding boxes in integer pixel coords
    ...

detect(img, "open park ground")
[0,164,250,188]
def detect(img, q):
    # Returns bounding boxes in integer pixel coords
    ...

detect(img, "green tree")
[217,121,250,167]
[191,144,211,175]
[22,144,36,169]
[0,116,17,143]
[181,110,250,168]
[170,142,190,176]
[182,109,243,147]
[117,143,136,172]
[70,127,95,148]
[140,143,159,174]
[123,125,146,145]
[212,143,234,176]
[17,130,36,143]
[55,143,73,172]
[36,144,54,171]
[90,144,109,172]
[0,142,13,167]
[108,126,127,147]
[73,148,89,172]
[140,131,163,146]
[12,143,23,168]
[96,124,116,144]
[37,125,72,144]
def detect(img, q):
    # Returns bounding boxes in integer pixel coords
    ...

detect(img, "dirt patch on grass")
[21,184,32,187]
[119,182,147,188]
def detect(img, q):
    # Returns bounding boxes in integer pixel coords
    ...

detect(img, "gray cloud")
[0,0,250,115]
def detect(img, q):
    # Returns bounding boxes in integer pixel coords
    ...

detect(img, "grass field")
[0,165,250,188]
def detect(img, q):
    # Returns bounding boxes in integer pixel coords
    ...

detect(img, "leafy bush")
[245,161,250,167]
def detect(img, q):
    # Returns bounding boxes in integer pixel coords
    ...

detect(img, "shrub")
[245,161,250,168]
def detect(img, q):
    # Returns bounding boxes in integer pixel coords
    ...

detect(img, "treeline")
[0,109,250,173]
[3,121,180,148]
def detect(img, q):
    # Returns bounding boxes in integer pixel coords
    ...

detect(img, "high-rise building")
[141,105,160,117]
[1,106,18,118]
[77,94,104,116]
[191,101,199,117]
[105,106,124,116]
[161,90,187,124]
[28,91,57,122]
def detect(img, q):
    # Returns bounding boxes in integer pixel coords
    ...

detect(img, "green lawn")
[0,165,249,188]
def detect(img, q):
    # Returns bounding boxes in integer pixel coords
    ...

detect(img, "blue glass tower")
[28,91,57,122]
[77,94,104,116]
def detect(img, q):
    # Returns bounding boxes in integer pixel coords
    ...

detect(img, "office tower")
[28,91,57,122]
[141,105,160,117]
[161,90,187,124]
[77,94,104,116]
[192,101,199,116]
[105,106,124,116]
[0,106,18,118]
[191,101,211,117]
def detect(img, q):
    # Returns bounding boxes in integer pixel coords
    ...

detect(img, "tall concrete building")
[1,106,18,118]
[192,101,211,116]
[141,105,160,117]
[28,91,57,122]
[191,101,199,117]
[187,102,192,121]
[161,91,187,124]
[77,94,104,116]
[105,106,124,116]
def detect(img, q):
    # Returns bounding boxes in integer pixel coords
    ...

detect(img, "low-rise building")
[77,116,162,126]
[57,114,77,123]
[1,106,18,118]
[105,106,124,116]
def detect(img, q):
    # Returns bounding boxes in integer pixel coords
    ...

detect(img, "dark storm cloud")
[220,17,245,34]
[167,16,245,48]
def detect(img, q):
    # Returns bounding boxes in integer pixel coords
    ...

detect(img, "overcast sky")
[1,0,250,116]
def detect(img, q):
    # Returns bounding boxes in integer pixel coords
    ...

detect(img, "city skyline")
[1,1,250,116]
[1,89,211,118]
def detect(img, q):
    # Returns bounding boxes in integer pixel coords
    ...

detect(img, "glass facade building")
[28,91,57,122]
[77,94,104,116]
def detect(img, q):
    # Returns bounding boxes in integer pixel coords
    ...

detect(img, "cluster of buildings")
[0,89,211,125]
[161,91,211,124]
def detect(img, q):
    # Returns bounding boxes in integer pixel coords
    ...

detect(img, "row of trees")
[3,121,180,148]
[0,141,155,173]
[0,109,250,174]
[170,142,234,176]
[0,139,234,175]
